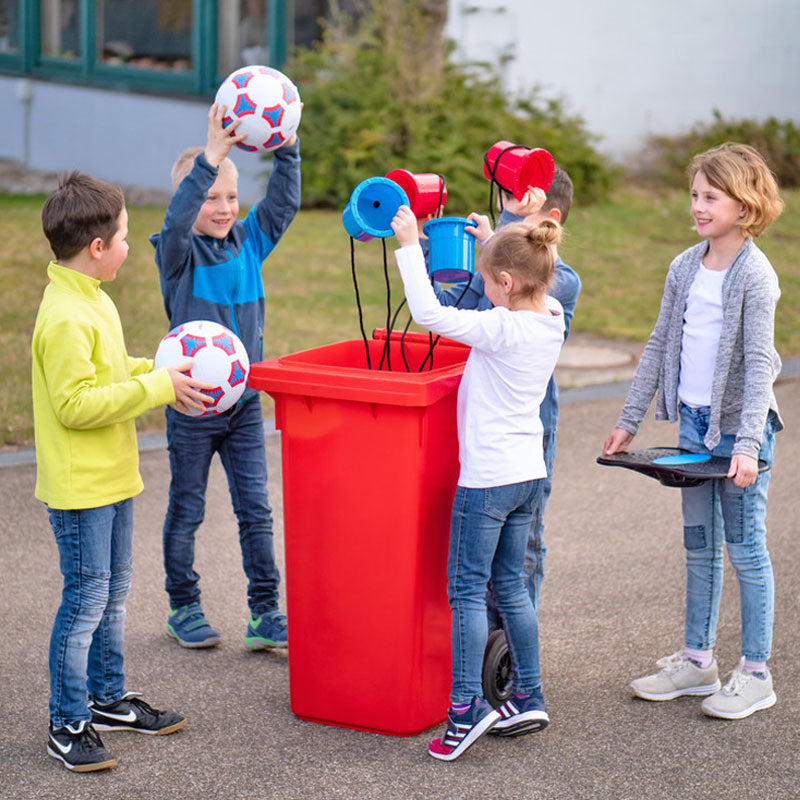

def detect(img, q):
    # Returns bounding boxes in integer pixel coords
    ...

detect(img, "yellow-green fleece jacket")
[32,262,176,509]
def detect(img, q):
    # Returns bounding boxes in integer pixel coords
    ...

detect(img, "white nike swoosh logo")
[96,709,137,723]
[49,736,72,755]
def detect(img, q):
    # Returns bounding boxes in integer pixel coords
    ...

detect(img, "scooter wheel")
[482,628,513,707]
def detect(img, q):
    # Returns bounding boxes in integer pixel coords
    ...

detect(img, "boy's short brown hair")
[687,143,783,238]
[499,165,574,225]
[171,147,238,191]
[541,166,574,225]
[41,171,125,261]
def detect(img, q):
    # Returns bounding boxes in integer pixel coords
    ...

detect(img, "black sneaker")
[47,720,117,772]
[89,691,186,735]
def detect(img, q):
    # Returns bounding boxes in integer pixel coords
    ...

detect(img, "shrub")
[633,110,800,189]
[280,1,614,213]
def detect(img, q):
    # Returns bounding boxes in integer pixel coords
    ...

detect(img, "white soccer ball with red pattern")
[215,65,302,153]
[154,320,250,417]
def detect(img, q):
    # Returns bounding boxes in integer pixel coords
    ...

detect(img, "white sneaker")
[701,658,776,719]
[630,651,721,700]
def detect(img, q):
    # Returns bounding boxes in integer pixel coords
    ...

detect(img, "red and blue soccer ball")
[154,320,250,417]
[215,65,302,153]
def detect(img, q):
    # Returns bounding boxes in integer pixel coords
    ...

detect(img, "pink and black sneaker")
[428,696,500,761]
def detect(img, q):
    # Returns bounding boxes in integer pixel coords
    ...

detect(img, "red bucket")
[385,169,447,218]
[482,141,555,201]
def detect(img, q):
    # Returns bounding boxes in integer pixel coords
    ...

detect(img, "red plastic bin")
[248,332,468,736]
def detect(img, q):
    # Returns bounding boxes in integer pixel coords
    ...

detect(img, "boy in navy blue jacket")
[151,102,300,650]
[434,166,580,729]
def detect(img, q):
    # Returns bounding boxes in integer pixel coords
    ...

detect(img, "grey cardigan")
[616,238,783,459]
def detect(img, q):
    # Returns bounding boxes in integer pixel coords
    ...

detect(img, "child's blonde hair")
[687,143,783,238]
[480,219,562,300]
[170,147,238,191]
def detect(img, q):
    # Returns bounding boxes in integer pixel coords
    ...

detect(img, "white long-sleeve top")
[678,264,727,407]
[395,244,565,488]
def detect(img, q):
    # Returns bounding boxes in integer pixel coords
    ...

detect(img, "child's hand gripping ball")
[154,320,250,417]
[215,65,302,152]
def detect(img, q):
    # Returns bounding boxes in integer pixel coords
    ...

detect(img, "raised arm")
[247,135,301,258]
[152,103,246,281]
[392,206,523,351]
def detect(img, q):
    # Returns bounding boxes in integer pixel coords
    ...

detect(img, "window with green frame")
[0,0,21,57]
[0,0,327,95]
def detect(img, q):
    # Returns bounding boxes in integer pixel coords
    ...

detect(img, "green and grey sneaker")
[167,602,220,648]
[245,609,288,649]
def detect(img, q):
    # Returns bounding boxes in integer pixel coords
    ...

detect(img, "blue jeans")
[487,429,555,627]
[448,480,541,703]
[678,403,777,661]
[163,396,280,615]
[48,499,133,726]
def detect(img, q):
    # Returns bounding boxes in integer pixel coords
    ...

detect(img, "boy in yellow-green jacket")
[33,172,210,773]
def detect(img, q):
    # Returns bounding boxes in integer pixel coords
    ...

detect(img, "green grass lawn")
[2,187,798,448]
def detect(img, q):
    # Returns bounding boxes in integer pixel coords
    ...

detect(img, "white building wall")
[2,1,798,197]
[446,0,800,158]
[0,77,269,204]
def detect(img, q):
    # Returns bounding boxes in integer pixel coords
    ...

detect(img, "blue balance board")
[652,453,712,466]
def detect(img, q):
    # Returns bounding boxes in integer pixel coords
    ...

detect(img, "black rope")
[387,299,412,372]
[349,235,372,369]
[483,144,529,227]
[416,169,469,372]
[436,174,446,217]
[378,238,392,371]
[398,173,447,372]
[400,311,414,372]
[371,173,449,373]
[417,274,475,372]
[389,298,408,336]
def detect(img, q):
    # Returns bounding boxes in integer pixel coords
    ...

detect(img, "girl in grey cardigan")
[603,143,784,721]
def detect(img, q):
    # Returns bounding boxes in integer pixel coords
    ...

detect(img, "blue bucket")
[423,217,478,282]
[342,177,409,241]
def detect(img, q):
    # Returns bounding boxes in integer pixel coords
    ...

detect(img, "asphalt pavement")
[1,362,798,800]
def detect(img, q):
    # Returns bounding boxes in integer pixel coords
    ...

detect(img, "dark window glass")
[218,0,268,75]
[41,0,79,60]
[0,0,19,54]
[98,0,192,71]
[290,0,325,50]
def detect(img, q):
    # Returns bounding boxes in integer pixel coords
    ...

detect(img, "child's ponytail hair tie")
[479,219,561,301]
[525,218,562,248]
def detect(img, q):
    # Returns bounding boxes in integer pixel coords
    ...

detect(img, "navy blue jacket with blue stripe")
[150,142,301,402]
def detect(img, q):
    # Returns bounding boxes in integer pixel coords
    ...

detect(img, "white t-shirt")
[678,264,728,407]
[395,244,565,488]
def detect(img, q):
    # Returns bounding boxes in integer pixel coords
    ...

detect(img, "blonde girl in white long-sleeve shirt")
[392,204,564,762]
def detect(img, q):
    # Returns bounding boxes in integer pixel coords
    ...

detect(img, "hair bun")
[526,218,562,247]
